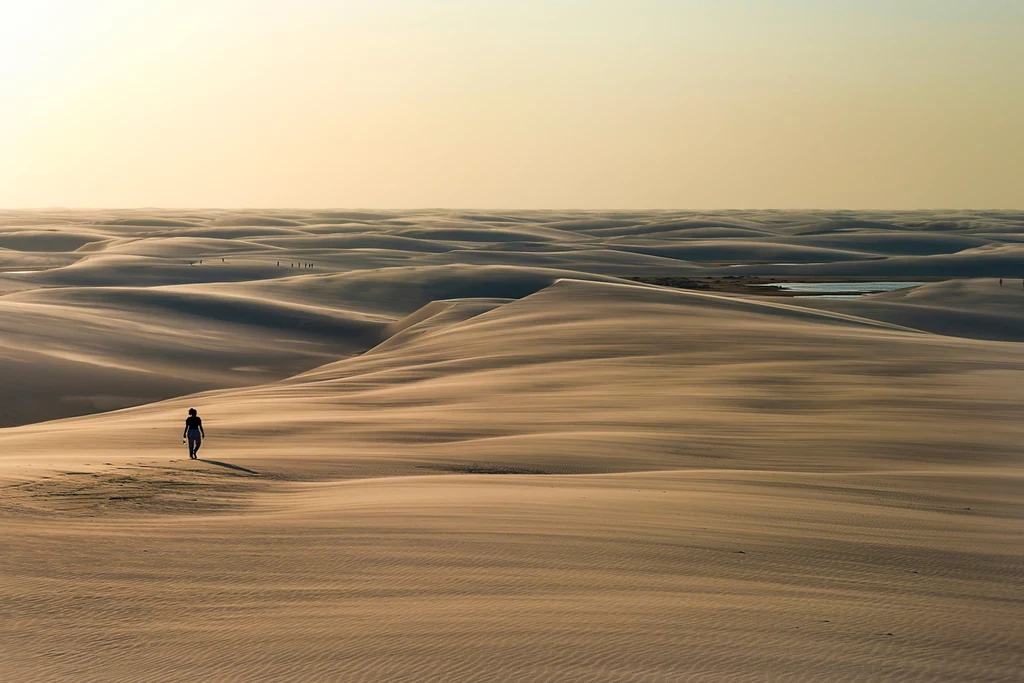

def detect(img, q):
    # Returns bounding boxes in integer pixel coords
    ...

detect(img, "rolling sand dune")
[741,244,1024,278]
[0,230,109,252]
[796,278,1024,342]
[0,284,387,427]
[1,210,1022,681]
[607,240,872,263]
[765,232,992,256]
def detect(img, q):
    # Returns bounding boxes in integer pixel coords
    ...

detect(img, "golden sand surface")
[1,210,1022,681]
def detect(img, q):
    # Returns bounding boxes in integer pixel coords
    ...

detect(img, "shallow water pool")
[754,281,927,299]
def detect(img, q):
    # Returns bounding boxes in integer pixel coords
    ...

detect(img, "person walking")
[183,408,205,459]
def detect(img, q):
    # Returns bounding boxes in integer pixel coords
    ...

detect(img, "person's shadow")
[198,459,259,475]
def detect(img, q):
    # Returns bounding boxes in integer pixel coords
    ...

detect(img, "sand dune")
[766,243,1024,278]
[0,230,108,252]
[1,210,1022,681]
[607,239,871,263]
[197,264,622,316]
[0,284,386,427]
[251,234,459,252]
[766,231,992,256]
[798,278,1024,342]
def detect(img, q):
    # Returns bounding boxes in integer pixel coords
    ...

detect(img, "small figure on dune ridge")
[183,408,205,460]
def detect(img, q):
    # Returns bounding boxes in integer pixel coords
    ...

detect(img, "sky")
[1,0,1022,209]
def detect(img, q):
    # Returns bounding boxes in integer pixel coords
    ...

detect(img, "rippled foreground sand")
[1,210,1022,681]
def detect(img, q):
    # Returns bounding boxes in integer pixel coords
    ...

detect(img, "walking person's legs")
[188,431,201,459]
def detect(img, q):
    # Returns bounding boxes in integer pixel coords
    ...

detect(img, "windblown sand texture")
[1,210,1022,681]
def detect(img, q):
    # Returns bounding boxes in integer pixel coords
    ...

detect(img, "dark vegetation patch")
[629,276,943,297]
[629,276,785,295]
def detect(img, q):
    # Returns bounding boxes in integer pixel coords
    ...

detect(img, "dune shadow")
[198,459,259,475]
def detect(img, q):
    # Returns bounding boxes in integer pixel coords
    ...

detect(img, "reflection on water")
[755,281,926,299]
[725,262,825,267]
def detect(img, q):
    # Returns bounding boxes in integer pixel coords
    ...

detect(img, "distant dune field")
[1,210,1022,681]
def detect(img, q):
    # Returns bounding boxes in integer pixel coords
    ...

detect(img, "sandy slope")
[1,210,1022,681]
[0,283,387,427]
[797,278,1024,342]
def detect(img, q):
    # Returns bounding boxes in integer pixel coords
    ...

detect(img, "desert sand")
[1,210,1022,681]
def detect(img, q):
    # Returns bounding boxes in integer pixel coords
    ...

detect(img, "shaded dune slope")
[3,279,1019,478]
[798,278,1024,342]
[0,261,626,427]
[0,285,388,427]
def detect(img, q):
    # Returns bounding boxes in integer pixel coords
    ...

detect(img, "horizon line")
[2,206,1022,213]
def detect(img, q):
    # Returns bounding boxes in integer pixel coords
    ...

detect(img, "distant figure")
[183,408,205,460]
[1000,278,1003,286]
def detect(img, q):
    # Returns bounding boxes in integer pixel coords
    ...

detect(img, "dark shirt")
[185,415,202,431]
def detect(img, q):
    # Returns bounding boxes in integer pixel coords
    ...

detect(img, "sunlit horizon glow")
[2,0,1022,210]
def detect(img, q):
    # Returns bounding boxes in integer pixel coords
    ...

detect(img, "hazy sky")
[2,0,1022,209]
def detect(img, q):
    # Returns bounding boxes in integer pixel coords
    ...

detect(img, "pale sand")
[1,210,1021,681]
